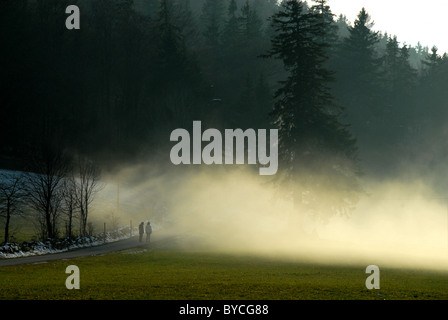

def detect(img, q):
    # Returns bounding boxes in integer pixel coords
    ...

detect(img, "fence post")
[104,222,106,244]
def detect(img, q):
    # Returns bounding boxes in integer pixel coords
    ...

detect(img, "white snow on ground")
[0,169,149,259]
[0,226,135,259]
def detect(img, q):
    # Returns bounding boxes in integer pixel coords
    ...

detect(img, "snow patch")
[0,227,134,259]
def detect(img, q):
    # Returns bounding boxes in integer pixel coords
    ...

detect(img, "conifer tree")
[221,0,239,49]
[377,36,418,162]
[155,0,187,81]
[200,0,226,47]
[263,0,360,222]
[239,0,263,43]
[398,45,417,86]
[310,0,338,46]
[152,0,203,129]
[382,36,417,108]
[174,0,199,49]
[332,8,382,173]
[382,36,401,100]
[423,46,442,72]
[338,8,380,116]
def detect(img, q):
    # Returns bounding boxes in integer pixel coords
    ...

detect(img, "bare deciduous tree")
[25,145,69,240]
[62,175,77,239]
[0,171,26,243]
[73,156,103,237]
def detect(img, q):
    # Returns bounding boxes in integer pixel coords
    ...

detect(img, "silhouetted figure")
[139,222,144,243]
[145,222,152,244]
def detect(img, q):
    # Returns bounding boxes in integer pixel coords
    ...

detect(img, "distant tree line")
[1,0,448,228]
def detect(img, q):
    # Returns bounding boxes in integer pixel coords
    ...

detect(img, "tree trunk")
[46,203,53,239]
[4,201,11,243]
[68,207,73,238]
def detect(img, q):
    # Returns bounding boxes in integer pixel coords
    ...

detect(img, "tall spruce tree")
[263,0,360,223]
[332,8,383,174]
[381,36,417,113]
[336,8,380,122]
[377,36,418,168]
[382,36,401,105]
[310,0,338,46]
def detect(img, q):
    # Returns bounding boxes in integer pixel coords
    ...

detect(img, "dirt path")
[0,236,152,267]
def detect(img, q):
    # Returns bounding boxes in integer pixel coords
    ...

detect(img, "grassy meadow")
[0,245,447,300]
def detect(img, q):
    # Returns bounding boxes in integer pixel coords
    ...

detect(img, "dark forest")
[1,0,448,208]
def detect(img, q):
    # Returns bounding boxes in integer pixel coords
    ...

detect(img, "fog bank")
[97,164,448,271]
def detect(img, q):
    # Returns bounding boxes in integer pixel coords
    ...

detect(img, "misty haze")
[1,0,448,302]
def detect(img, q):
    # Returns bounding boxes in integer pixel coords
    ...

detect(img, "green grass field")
[0,245,447,300]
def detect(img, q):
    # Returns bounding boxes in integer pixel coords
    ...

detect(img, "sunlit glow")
[95,163,448,272]
[306,0,448,54]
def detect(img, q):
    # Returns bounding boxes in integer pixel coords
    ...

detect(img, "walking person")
[145,221,152,244]
[139,222,144,243]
